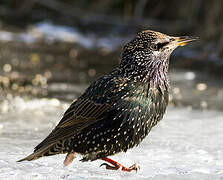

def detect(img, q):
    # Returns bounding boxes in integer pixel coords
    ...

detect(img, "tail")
[17,122,71,162]
[17,143,62,162]
[17,152,41,162]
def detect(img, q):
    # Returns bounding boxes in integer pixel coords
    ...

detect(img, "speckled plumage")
[18,30,197,170]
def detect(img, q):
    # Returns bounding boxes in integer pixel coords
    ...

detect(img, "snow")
[32,22,129,50]
[0,22,128,50]
[0,98,223,180]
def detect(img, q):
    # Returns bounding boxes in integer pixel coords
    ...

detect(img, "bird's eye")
[151,42,169,51]
[151,44,159,51]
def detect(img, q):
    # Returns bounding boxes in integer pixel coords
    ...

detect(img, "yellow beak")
[175,36,199,46]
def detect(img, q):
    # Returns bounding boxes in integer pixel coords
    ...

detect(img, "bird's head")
[120,30,198,79]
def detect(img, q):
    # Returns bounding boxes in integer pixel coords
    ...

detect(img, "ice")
[0,98,223,180]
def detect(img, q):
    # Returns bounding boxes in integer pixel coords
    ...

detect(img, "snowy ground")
[0,98,223,180]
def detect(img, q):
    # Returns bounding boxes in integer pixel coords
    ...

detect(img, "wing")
[34,97,110,152]
[17,70,131,161]
[17,95,111,162]
[33,70,123,152]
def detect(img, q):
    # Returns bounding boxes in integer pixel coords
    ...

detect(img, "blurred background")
[0,0,223,110]
[0,1,223,179]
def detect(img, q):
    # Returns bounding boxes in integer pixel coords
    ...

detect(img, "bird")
[18,30,197,172]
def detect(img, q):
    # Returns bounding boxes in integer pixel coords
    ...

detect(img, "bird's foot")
[100,157,140,172]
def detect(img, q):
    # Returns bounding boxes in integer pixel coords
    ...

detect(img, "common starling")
[18,30,197,172]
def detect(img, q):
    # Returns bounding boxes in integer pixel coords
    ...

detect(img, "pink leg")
[64,151,76,166]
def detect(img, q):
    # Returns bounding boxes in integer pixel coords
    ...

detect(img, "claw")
[100,163,120,170]
[127,163,140,172]
[100,157,140,172]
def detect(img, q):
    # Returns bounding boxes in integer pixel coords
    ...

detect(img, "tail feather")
[17,152,40,162]
[17,143,56,162]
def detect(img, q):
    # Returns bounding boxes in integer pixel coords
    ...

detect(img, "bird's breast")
[111,81,169,149]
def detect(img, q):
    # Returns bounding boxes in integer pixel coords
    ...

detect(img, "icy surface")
[0,98,223,180]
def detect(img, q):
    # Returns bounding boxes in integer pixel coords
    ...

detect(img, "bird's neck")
[120,54,169,90]
[145,59,169,90]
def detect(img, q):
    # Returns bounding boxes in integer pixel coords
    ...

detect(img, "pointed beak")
[173,36,199,46]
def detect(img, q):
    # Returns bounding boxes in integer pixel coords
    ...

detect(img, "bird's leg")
[100,157,139,172]
[64,150,76,166]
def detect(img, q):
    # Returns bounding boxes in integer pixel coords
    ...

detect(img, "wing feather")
[34,98,110,151]
[18,71,130,161]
